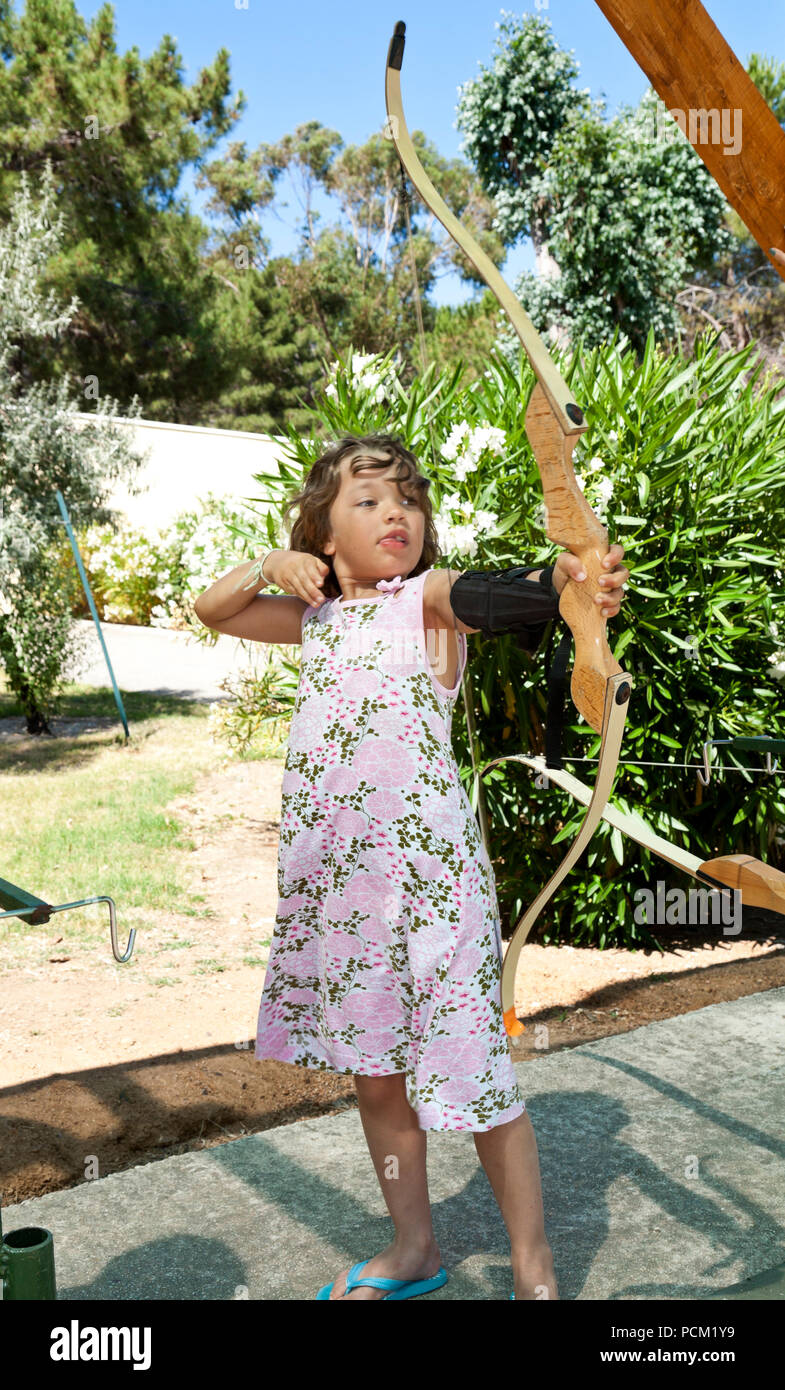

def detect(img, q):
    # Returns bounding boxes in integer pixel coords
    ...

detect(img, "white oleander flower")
[473,508,499,532]
[442,423,506,480]
[440,422,470,461]
[768,650,785,682]
[434,494,498,556]
[434,519,479,557]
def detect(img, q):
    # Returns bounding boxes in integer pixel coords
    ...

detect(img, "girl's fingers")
[604,543,625,564]
[599,567,629,588]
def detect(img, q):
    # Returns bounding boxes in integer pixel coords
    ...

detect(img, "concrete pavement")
[2,987,784,1301]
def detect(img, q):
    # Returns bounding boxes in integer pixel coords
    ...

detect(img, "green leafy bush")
[205,650,298,759]
[53,338,784,945]
[234,336,785,947]
[60,493,257,633]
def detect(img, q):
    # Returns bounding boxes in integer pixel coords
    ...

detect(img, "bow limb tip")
[387,21,406,70]
[503,1007,526,1039]
[698,854,785,916]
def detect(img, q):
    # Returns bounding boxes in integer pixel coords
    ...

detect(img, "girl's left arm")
[424,545,629,634]
[423,569,479,634]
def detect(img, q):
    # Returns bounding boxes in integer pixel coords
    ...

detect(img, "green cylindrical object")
[0,1223,57,1300]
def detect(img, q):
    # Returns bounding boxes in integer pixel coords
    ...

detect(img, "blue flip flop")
[316,1258,448,1300]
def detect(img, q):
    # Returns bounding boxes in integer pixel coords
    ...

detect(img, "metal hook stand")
[698,736,784,787]
[0,879,135,962]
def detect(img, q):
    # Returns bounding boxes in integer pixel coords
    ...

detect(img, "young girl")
[194,433,628,1301]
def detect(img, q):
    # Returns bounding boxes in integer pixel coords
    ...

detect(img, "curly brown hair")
[282,434,441,600]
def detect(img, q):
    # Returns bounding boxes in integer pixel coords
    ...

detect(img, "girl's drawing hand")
[552,543,629,618]
[267,549,330,607]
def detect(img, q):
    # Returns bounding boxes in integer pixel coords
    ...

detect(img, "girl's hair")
[282,434,441,600]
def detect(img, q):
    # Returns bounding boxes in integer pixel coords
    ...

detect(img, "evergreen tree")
[0,0,256,419]
[455,12,734,355]
[207,259,323,435]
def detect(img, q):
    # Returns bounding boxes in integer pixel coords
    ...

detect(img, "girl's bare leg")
[327,1072,442,1300]
[473,1108,559,1299]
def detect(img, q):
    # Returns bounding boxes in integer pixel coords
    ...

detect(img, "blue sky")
[37,1,785,304]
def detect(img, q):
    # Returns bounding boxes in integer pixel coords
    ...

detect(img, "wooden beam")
[594,0,785,278]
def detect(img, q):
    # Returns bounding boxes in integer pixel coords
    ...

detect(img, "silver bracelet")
[260,550,277,585]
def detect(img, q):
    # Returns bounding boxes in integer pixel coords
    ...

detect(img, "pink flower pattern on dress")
[255,566,525,1131]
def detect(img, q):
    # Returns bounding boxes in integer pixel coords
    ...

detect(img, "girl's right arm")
[193,549,329,645]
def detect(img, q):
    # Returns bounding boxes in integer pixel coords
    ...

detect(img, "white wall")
[72,413,292,532]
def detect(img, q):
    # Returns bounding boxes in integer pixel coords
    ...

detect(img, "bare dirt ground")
[2,738,784,1204]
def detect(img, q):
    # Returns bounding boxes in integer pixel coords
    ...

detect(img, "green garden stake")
[54,488,130,741]
[0,1194,57,1300]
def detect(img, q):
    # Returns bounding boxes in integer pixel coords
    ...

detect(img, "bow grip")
[525,383,621,734]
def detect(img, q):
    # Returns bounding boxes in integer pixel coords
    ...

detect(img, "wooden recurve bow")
[384,21,634,1040]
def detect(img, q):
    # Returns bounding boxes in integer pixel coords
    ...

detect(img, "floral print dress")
[254,565,525,1131]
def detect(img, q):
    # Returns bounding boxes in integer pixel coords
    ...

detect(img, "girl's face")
[323,449,425,585]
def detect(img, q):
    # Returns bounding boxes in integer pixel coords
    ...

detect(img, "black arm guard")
[448,565,561,653]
